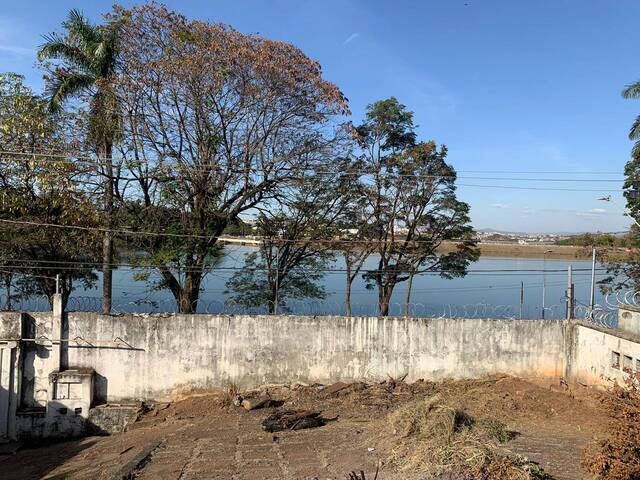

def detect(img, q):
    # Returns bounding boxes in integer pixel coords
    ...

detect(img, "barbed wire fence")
[0,289,626,328]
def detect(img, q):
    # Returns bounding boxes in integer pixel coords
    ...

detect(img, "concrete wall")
[64,313,568,402]
[568,322,640,387]
[4,307,640,440]
[27,312,58,408]
[618,303,640,336]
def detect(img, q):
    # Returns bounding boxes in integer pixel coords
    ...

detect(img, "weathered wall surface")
[618,303,640,336]
[568,322,640,387]
[64,313,568,402]
[21,312,58,408]
[4,307,640,440]
[0,312,21,339]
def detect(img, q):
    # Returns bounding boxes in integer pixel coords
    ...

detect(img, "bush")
[583,373,640,480]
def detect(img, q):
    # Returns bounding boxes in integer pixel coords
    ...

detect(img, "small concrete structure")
[49,368,94,420]
[16,368,95,439]
[0,296,98,441]
[618,303,640,336]
[567,322,640,387]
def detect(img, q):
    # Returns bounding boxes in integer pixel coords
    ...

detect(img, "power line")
[0,150,628,186]
[0,150,624,174]
[457,184,622,192]
[0,269,56,280]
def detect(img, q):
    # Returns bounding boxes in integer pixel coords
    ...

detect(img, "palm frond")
[632,141,640,161]
[38,35,94,73]
[44,71,95,113]
[630,115,640,141]
[64,9,101,46]
[93,40,117,77]
[622,81,640,99]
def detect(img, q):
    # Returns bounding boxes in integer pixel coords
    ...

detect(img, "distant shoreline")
[217,236,631,260]
[439,241,626,260]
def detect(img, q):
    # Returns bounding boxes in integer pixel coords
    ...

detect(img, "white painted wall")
[569,323,640,387]
[64,314,568,402]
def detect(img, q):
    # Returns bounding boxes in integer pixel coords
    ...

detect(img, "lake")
[60,245,612,319]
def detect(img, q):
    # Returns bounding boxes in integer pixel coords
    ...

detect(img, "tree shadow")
[0,436,100,480]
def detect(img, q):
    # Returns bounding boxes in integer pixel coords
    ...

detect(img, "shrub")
[583,373,640,480]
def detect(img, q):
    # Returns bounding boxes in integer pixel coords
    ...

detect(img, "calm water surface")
[66,246,607,318]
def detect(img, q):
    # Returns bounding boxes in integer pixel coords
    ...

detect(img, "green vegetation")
[555,232,640,248]
[597,78,640,293]
[38,9,122,313]
[356,98,479,316]
[0,73,99,307]
[0,3,479,315]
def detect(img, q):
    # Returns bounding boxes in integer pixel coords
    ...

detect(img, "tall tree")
[338,196,376,317]
[356,98,479,316]
[0,73,100,308]
[111,4,349,313]
[224,217,332,314]
[599,80,640,292]
[38,9,122,313]
[225,162,355,313]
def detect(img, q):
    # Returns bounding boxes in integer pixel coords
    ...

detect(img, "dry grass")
[386,394,550,479]
[221,382,241,407]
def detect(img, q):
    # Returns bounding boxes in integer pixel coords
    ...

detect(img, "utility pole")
[273,243,279,315]
[519,281,524,320]
[566,265,574,320]
[589,248,596,319]
[55,274,60,295]
[542,250,552,319]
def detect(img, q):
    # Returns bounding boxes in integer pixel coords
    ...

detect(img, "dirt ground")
[0,376,611,480]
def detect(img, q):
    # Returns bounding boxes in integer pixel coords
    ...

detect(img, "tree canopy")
[0,4,483,316]
[0,73,100,307]
[109,3,349,312]
[355,98,479,316]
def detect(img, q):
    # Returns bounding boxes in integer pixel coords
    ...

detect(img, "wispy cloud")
[575,208,607,217]
[0,44,36,57]
[343,33,359,45]
[491,203,511,209]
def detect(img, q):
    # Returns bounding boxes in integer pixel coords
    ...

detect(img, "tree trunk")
[268,281,278,314]
[3,274,12,311]
[177,271,202,314]
[404,271,414,318]
[378,283,394,317]
[345,279,352,317]
[178,290,195,314]
[102,141,114,314]
[270,246,280,315]
[41,277,71,311]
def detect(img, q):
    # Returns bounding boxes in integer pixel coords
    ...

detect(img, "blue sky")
[1,0,639,233]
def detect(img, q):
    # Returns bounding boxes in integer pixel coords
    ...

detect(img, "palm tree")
[38,9,121,314]
[623,81,640,159]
